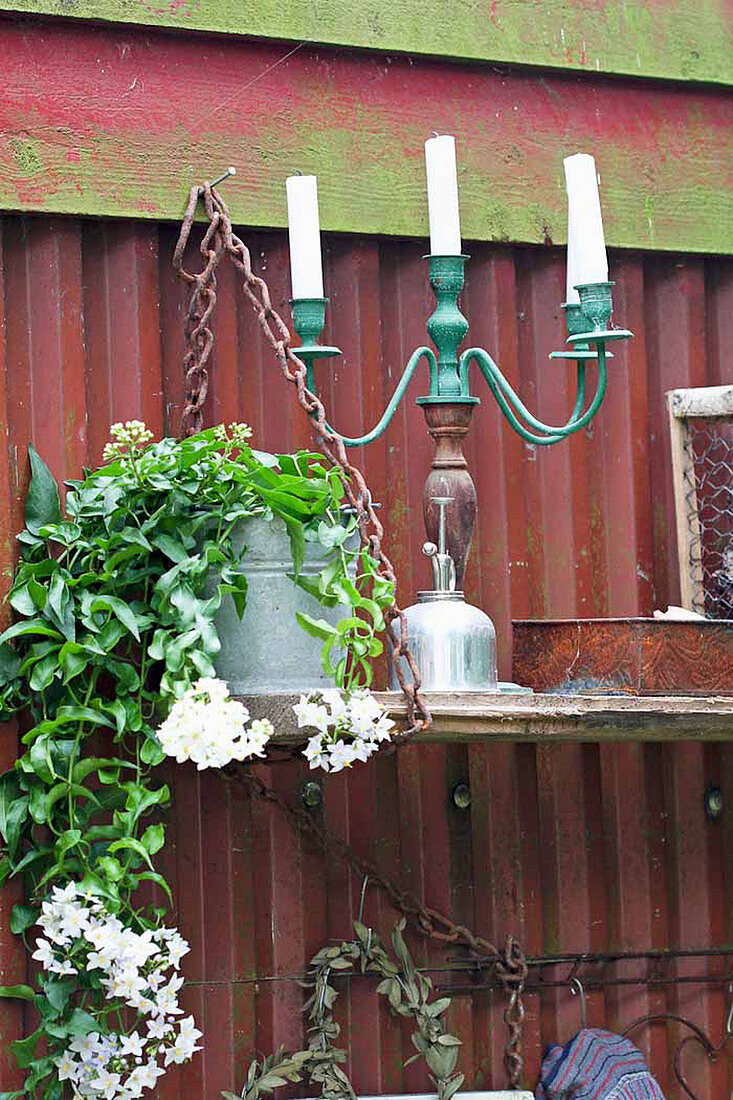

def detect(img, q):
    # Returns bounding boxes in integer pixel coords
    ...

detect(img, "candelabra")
[291,254,632,586]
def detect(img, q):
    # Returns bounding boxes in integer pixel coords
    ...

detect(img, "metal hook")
[570,977,587,1030]
[726,982,733,1037]
[209,166,236,189]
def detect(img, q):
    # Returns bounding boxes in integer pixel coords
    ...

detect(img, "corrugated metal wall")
[0,216,732,1097]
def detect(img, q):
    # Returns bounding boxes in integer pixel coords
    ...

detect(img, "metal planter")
[213,515,352,695]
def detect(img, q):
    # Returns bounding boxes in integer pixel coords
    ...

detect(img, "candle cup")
[549,301,604,361]
[290,297,341,389]
[576,281,614,332]
[565,281,633,348]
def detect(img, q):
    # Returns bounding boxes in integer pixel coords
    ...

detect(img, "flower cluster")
[102,421,155,463]
[157,677,273,769]
[31,883,201,1098]
[293,689,394,773]
[213,421,253,448]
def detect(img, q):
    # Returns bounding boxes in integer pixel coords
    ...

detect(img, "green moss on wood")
[0,0,731,85]
[1,21,730,253]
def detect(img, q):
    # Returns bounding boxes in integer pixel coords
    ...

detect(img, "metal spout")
[423,495,456,592]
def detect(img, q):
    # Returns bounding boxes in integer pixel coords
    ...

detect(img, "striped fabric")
[535,1028,665,1099]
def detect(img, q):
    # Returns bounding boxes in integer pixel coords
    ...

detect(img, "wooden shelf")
[240,692,733,744]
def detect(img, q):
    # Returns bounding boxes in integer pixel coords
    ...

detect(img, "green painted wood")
[1,20,731,253]
[1,0,732,85]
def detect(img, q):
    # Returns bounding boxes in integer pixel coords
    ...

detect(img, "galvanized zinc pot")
[212,514,354,695]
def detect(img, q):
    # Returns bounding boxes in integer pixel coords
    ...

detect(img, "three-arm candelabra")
[291,254,632,586]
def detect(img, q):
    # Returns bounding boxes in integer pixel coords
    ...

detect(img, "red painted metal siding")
[0,218,731,1096]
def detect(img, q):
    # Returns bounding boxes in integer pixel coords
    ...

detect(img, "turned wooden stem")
[421,402,477,589]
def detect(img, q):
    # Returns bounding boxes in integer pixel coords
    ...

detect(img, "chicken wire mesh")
[685,417,733,618]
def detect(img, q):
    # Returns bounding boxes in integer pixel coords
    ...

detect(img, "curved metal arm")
[325,346,437,447]
[460,345,608,445]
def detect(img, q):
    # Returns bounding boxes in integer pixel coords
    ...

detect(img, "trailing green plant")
[224,919,464,1100]
[0,421,396,1098]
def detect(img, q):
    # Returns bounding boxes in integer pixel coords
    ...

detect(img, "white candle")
[286,174,324,299]
[424,134,462,255]
[563,153,608,296]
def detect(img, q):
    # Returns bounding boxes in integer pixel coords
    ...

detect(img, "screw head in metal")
[704,785,723,822]
[452,781,471,810]
[301,781,323,810]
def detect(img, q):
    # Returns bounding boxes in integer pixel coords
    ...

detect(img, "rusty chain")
[227,766,528,1089]
[173,181,430,744]
[174,180,527,1089]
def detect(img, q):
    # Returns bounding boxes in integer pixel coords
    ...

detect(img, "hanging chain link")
[174,181,526,1089]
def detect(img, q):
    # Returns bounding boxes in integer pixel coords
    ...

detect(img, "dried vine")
[224,920,465,1100]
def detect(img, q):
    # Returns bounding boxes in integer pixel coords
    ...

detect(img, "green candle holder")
[566,281,633,346]
[291,254,632,448]
[417,254,479,406]
[549,301,613,362]
[290,297,341,390]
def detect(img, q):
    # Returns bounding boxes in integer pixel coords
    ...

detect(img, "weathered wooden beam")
[243,692,733,743]
[1,19,731,252]
[1,0,731,85]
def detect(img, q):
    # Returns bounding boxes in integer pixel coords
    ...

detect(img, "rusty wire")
[174,180,527,1089]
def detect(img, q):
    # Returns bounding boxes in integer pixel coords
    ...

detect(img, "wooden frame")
[667,384,733,611]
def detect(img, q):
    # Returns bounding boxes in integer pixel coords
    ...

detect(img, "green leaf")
[140,822,165,855]
[56,705,114,729]
[129,870,173,903]
[0,641,20,686]
[56,829,83,854]
[151,533,189,563]
[25,446,62,536]
[11,1030,40,1068]
[40,976,75,1015]
[29,738,56,784]
[46,573,75,641]
[86,595,141,641]
[0,773,26,852]
[67,1007,98,1036]
[29,652,59,692]
[71,757,135,784]
[285,518,305,579]
[0,984,36,1001]
[9,903,37,934]
[140,733,165,766]
[96,856,124,882]
[10,846,51,878]
[59,642,88,683]
[108,836,154,868]
[295,612,339,641]
[0,619,62,645]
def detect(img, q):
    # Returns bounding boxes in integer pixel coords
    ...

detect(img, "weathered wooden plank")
[241,692,733,743]
[1,0,731,85]
[669,384,733,419]
[0,20,731,252]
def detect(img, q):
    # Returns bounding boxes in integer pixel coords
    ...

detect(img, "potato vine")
[0,423,395,1098]
[225,920,464,1100]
